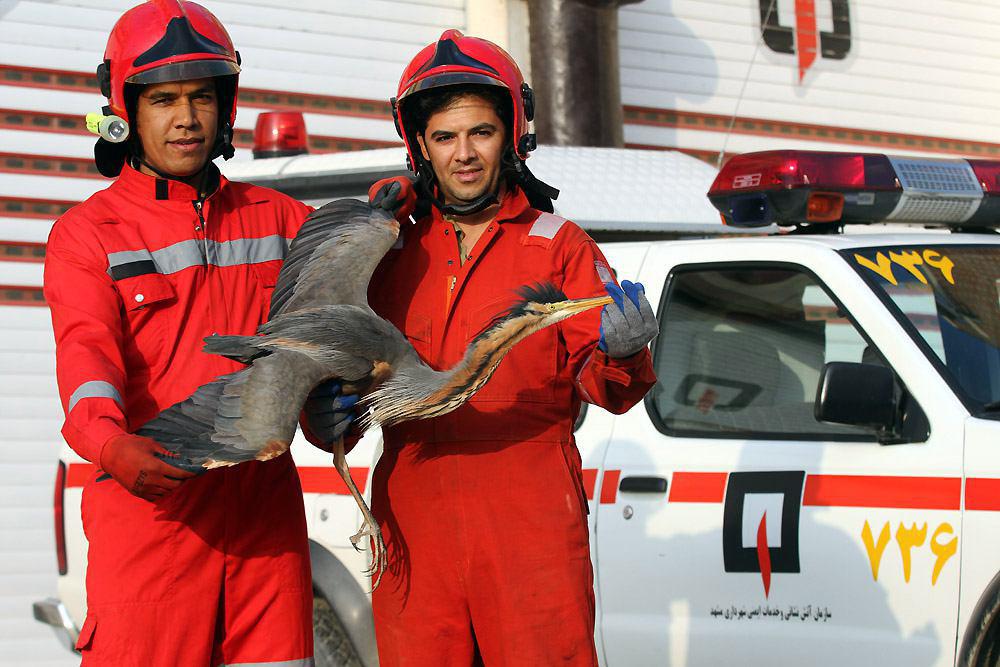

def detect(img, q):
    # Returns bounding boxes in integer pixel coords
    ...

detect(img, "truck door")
[595,251,963,666]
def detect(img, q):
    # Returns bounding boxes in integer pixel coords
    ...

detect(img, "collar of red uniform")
[116,160,228,202]
[429,185,533,227]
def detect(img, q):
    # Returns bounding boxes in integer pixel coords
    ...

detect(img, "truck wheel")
[313,594,363,667]
[960,586,1000,667]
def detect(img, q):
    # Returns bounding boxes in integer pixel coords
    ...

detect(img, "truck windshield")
[847,244,1000,415]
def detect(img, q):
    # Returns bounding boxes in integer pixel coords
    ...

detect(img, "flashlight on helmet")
[85,111,129,143]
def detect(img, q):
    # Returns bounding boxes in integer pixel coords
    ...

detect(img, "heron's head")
[478,283,613,346]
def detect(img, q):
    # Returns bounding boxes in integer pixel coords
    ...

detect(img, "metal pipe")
[527,0,641,147]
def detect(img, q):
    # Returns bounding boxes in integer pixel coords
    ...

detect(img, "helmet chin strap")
[434,191,500,217]
[415,160,500,217]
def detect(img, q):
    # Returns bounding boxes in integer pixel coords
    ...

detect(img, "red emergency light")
[709,150,901,228]
[253,111,309,159]
[709,150,1000,229]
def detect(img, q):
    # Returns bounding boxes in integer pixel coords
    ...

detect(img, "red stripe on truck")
[66,462,96,487]
[600,470,621,504]
[582,468,597,501]
[298,466,369,495]
[965,478,1000,511]
[803,474,961,510]
[668,472,728,503]
[65,462,368,495]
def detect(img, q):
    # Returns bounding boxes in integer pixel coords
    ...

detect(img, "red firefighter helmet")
[99,0,240,126]
[393,29,536,170]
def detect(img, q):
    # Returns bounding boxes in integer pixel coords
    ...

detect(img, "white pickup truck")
[35,148,1000,667]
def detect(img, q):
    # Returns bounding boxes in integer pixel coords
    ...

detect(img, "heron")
[137,188,613,586]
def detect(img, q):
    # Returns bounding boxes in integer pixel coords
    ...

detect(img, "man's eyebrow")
[188,86,215,96]
[145,90,176,101]
[429,123,497,139]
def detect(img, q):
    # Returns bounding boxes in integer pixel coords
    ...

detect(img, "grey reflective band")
[529,212,566,240]
[208,235,289,268]
[68,381,123,413]
[220,659,314,667]
[107,235,291,278]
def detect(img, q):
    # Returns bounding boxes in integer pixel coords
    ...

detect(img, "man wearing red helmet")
[43,1,338,664]
[363,30,658,665]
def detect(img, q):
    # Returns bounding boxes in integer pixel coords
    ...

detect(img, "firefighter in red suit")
[42,2,337,664]
[361,30,659,666]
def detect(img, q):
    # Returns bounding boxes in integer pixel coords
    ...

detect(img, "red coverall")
[43,162,314,666]
[366,186,657,666]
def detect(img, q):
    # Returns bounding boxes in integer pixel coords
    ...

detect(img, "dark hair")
[405,84,512,138]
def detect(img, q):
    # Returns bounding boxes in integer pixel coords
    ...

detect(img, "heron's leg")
[332,436,387,591]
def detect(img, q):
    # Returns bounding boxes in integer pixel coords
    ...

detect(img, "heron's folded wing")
[269,198,399,318]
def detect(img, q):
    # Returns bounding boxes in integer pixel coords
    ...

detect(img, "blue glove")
[598,280,658,358]
[303,380,360,444]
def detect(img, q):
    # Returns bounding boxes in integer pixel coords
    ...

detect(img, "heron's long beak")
[549,295,614,314]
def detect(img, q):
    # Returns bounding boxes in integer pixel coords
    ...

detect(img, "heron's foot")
[350,517,387,591]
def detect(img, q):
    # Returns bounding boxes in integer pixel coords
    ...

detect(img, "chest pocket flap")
[117,273,176,311]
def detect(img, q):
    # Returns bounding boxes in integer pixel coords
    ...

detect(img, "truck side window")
[647,264,882,440]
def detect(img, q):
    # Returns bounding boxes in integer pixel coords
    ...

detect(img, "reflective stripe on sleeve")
[68,380,123,413]
[107,235,292,278]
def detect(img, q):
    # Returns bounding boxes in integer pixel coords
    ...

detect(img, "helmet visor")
[400,71,507,100]
[127,59,240,85]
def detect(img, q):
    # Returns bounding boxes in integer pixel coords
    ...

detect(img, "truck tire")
[314,594,363,667]
[959,578,1000,667]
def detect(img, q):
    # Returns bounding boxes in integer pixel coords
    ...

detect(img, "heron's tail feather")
[202,334,266,364]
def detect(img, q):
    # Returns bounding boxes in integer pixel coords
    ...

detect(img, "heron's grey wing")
[137,349,351,472]
[269,198,399,318]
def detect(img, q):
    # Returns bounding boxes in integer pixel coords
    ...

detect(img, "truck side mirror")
[815,362,897,437]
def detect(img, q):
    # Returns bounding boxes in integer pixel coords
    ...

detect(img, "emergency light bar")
[708,150,1000,229]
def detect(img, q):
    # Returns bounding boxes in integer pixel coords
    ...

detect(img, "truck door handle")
[619,476,668,493]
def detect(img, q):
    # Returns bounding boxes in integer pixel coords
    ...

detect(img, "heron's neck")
[363,313,543,426]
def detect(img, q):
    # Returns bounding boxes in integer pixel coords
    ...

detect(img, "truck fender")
[309,539,378,667]
[957,569,1000,667]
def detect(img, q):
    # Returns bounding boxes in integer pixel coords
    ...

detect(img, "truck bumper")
[32,597,79,654]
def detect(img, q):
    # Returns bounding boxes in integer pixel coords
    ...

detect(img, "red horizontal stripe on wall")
[0,284,45,306]
[0,196,78,219]
[0,152,103,179]
[0,64,393,120]
[600,469,621,504]
[0,240,46,262]
[623,105,1000,158]
[298,466,368,495]
[966,478,1000,511]
[803,474,961,510]
[668,471,727,503]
